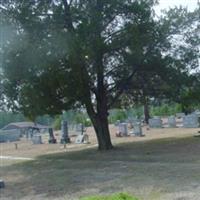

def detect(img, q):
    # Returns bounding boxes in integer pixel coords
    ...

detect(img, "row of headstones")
[32,121,88,144]
[149,113,200,128]
[117,122,143,137]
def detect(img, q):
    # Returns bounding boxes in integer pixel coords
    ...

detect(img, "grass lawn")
[1,136,200,200]
[81,193,139,200]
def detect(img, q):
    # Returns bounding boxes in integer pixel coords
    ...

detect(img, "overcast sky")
[155,0,199,14]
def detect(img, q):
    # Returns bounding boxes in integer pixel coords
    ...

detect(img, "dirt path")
[0,156,34,160]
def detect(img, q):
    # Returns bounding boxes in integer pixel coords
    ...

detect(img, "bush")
[108,109,127,123]
[80,193,139,200]
[150,103,183,116]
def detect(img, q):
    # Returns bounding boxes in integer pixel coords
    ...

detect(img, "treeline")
[0,113,54,129]
[0,103,191,129]
[0,112,25,128]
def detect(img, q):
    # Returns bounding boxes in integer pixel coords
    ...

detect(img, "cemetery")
[0,116,199,159]
[0,107,200,200]
[1,123,200,200]
[0,0,200,200]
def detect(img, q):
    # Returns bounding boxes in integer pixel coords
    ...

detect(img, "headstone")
[118,123,128,136]
[183,114,200,128]
[0,180,5,189]
[75,134,89,144]
[76,123,85,135]
[132,122,143,136]
[176,113,185,119]
[168,116,176,128]
[48,128,57,144]
[60,120,70,144]
[32,134,42,144]
[149,117,162,128]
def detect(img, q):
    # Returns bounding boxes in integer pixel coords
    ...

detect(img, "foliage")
[62,110,92,127]
[0,112,25,128]
[150,103,182,116]
[80,193,139,200]
[53,115,62,130]
[108,109,127,123]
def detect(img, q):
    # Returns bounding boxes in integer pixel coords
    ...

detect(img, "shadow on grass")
[2,136,200,199]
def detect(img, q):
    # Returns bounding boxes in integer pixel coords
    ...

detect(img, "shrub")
[80,193,139,200]
[108,109,127,123]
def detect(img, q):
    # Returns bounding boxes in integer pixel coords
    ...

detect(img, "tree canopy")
[0,0,199,150]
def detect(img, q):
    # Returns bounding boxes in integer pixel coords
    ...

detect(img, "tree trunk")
[92,113,113,150]
[85,96,113,150]
[144,97,150,124]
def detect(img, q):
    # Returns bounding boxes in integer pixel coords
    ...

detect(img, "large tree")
[1,0,199,150]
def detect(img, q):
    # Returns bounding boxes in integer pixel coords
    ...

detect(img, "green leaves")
[1,0,199,117]
[80,193,139,200]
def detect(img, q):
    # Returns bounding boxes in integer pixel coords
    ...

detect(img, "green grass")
[81,193,139,200]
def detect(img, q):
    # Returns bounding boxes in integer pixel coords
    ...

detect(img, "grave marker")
[60,120,71,143]
[168,116,176,128]
[183,114,200,128]
[117,123,128,136]
[32,134,42,144]
[48,128,57,144]
[132,122,143,136]
[75,134,89,144]
[0,180,5,189]
[149,117,162,128]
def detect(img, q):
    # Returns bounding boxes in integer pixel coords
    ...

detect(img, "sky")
[155,0,199,14]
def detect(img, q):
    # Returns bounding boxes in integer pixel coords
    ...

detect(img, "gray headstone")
[132,122,143,136]
[0,180,5,189]
[168,116,176,128]
[32,134,42,144]
[183,114,200,128]
[60,120,70,143]
[118,123,128,136]
[149,117,162,128]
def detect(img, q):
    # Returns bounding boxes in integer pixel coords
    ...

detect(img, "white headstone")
[75,134,89,144]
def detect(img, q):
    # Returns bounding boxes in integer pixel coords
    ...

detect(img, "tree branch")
[62,0,74,31]
[108,66,140,108]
